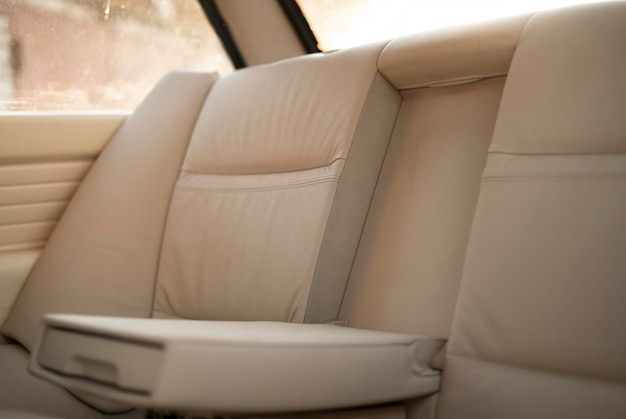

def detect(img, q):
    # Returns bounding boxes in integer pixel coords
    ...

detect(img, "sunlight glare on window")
[0,0,233,111]
[298,0,617,50]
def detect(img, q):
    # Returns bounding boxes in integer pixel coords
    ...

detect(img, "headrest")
[378,14,530,90]
[491,3,626,154]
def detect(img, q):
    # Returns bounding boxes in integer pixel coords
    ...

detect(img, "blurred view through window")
[298,0,616,51]
[0,0,233,111]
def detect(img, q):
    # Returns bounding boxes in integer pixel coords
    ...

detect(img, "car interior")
[0,1,625,418]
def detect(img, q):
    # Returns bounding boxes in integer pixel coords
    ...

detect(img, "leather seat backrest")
[437,3,626,418]
[339,14,529,340]
[151,45,400,322]
[3,44,401,351]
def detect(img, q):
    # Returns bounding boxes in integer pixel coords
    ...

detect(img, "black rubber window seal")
[197,0,247,69]
[277,0,322,53]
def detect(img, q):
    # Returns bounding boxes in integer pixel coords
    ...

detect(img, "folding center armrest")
[30,314,444,415]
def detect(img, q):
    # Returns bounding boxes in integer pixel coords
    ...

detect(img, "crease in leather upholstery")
[3,4,624,418]
[438,355,626,419]
[176,162,343,193]
[482,153,626,180]
[447,160,626,381]
[153,177,339,321]
[183,43,388,175]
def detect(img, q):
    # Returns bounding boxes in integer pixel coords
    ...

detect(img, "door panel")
[0,112,127,332]
[0,113,127,250]
[1,113,127,163]
[0,249,39,342]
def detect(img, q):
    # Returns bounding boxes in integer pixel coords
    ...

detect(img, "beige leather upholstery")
[0,250,38,342]
[3,72,219,350]
[0,114,125,324]
[4,43,401,416]
[216,0,307,66]
[0,344,141,419]
[1,72,218,415]
[438,3,626,418]
[340,15,528,339]
[378,14,530,90]
[2,2,625,418]
[152,44,399,323]
[31,315,443,414]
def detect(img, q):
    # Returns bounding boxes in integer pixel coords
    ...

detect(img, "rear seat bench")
[2,40,415,418]
[341,12,529,342]
[438,3,626,418]
[2,2,626,419]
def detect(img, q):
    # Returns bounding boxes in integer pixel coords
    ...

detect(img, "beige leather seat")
[0,43,399,417]
[336,14,531,416]
[341,12,530,338]
[2,2,626,418]
[436,2,626,418]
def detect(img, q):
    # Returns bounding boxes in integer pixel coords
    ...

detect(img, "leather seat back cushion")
[437,3,626,418]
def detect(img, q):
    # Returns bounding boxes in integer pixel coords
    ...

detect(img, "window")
[297,0,617,51]
[0,0,233,111]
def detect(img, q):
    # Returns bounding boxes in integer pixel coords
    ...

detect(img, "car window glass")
[0,0,233,111]
[297,0,616,50]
